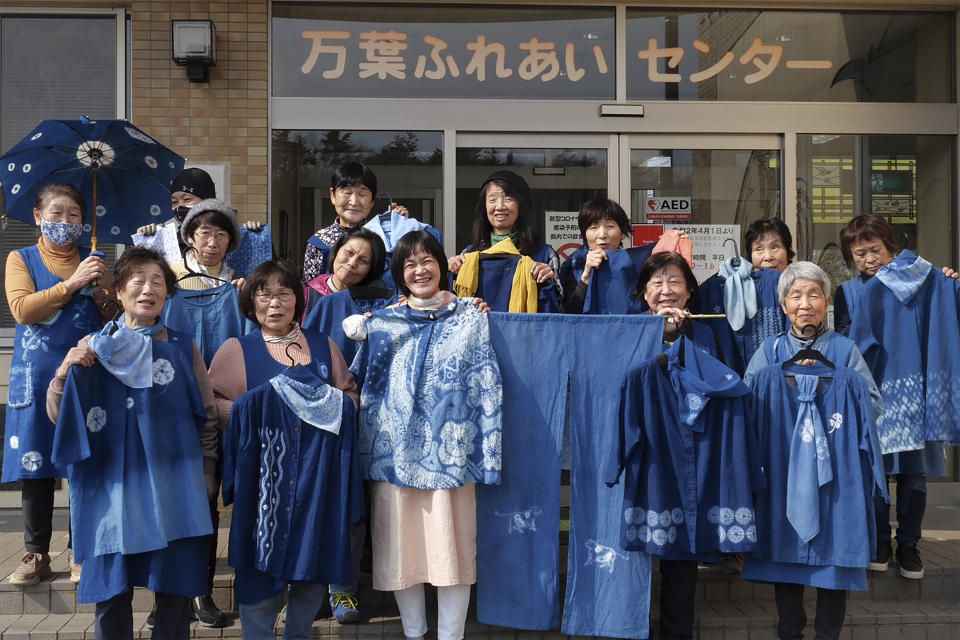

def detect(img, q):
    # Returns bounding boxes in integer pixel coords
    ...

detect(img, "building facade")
[0,0,958,503]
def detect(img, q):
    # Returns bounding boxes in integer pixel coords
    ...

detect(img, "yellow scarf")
[453,238,538,313]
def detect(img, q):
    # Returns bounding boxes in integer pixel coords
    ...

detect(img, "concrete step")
[0,597,956,639]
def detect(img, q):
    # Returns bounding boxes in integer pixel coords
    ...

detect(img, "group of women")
[3,159,950,640]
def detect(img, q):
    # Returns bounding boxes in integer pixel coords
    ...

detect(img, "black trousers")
[96,591,192,640]
[774,582,847,640]
[658,559,698,639]
[204,489,219,591]
[22,478,56,553]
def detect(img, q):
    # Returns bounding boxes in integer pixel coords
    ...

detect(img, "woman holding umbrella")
[3,183,111,585]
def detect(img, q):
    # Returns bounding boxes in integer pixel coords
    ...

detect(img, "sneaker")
[145,607,156,631]
[192,595,227,628]
[68,550,82,584]
[897,542,924,579]
[868,540,892,572]
[329,592,362,624]
[9,552,51,586]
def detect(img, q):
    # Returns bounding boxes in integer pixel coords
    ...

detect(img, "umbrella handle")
[90,168,98,253]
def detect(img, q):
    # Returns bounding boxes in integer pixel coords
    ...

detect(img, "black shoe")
[868,540,892,571]
[192,595,227,628]
[896,542,924,579]
[145,607,156,630]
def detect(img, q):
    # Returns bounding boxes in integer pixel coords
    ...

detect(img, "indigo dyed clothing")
[558,246,652,314]
[457,243,561,313]
[226,224,273,278]
[350,299,502,489]
[583,247,652,314]
[694,267,785,375]
[743,364,887,590]
[52,330,212,563]
[848,249,960,451]
[478,313,663,639]
[835,273,946,478]
[609,338,756,562]
[223,365,362,604]
[302,287,394,365]
[365,211,442,291]
[4,244,102,482]
[51,330,212,603]
[161,283,255,367]
[744,330,881,418]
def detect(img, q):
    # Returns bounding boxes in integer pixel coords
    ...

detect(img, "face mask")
[40,220,84,245]
[173,206,191,224]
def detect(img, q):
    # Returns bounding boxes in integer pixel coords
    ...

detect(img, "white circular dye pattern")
[31,132,42,140]
[150,204,162,216]
[624,507,636,524]
[125,126,155,144]
[801,419,815,443]
[659,510,672,528]
[110,226,120,235]
[735,507,754,525]
[152,358,175,385]
[707,505,721,524]
[7,163,14,171]
[144,155,157,169]
[22,164,31,173]
[126,397,135,409]
[639,526,651,543]
[21,451,42,472]
[9,436,19,450]
[652,529,667,546]
[666,526,677,544]
[83,224,92,232]
[86,406,107,432]
[727,525,745,544]
[97,205,107,217]
[746,525,757,543]
[717,525,726,543]
[11,184,20,194]
[672,508,684,525]
[625,526,637,542]
[646,510,659,528]
[168,161,176,169]
[719,507,735,526]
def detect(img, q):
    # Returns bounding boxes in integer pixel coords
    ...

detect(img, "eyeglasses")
[255,291,295,304]
[195,230,230,243]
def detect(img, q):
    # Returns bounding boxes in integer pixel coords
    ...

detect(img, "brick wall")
[130,0,269,223]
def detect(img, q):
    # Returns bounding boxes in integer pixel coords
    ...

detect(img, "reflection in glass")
[272,130,442,265]
[796,134,955,290]
[626,10,954,102]
[630,148,782,250]
[455,148,607,258]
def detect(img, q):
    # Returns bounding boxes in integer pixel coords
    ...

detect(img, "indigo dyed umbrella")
[0,118,184,251]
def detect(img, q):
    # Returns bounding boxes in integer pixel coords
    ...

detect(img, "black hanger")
[177,248,234,286]
[284,341,303,368]
[377,192,395,221]
[782,324,836,369]
[723,238,741,268]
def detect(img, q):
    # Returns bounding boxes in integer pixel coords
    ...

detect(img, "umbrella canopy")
[0,118,184,250]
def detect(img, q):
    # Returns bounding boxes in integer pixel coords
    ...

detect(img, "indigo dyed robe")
[161,282,255,366]
[743,363,887,590]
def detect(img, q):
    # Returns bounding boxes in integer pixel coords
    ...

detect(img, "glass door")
[454,133,615,260]
[622,134,783,279]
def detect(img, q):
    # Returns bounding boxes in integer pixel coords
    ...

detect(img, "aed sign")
[644,196,692,222]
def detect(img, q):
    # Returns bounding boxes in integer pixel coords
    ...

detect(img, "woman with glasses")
[207,259,360,638]
[170,199,244,291]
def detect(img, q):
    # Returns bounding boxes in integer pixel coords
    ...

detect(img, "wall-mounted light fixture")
[172,20,216,83]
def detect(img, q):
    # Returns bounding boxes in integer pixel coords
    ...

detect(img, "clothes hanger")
[178,247,234,292]
[284,341,303,368]
[782,324,836,369]
[723,238,742,267]
[376,192,395,221]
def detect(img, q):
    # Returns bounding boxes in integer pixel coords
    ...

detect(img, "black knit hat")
[171,167,216,200]
[482,170,531,204]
